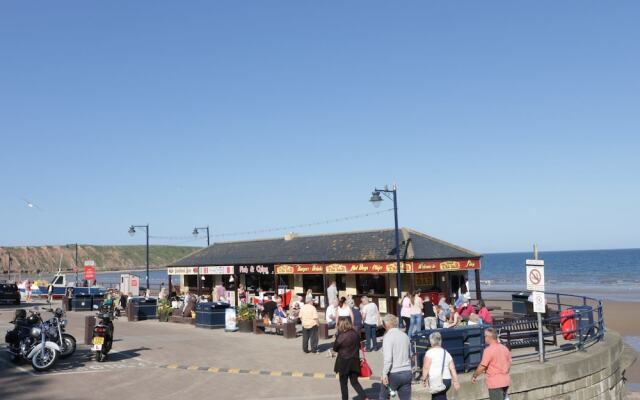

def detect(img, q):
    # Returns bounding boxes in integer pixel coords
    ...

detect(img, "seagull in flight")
[22,198,43,211]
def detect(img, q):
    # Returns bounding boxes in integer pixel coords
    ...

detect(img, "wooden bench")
[496,318,557,350]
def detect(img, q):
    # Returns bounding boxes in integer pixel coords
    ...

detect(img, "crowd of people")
[167,279,511,400]
[399,291,494,336]
[317,282,510,400]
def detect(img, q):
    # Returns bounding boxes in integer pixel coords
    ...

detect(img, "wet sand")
[603,301,640,384]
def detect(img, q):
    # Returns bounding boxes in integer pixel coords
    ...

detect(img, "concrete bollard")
[84,315,96,345]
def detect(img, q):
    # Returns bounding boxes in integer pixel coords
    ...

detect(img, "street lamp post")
[192,226,210,297]
[192,226,210,247]
[129,225,150,291]
[66,243,79,284]
[369,184,403,324]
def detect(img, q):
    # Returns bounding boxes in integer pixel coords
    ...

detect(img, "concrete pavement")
[0,301,383,400]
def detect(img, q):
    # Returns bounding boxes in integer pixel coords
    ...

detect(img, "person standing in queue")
[399,292,412,333]
[333,318,369,400]
[361,296,380,352]
[380,314,412,400]
[327,280,338,305]
[472,327,512,400]
[300,297,319,353]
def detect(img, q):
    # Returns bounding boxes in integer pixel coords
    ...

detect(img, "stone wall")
[415,331,637,400]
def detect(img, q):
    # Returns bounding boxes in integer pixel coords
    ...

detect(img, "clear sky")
[1,1,638,253]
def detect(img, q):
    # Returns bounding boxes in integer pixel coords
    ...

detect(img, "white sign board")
[224,307,237,331]
[526,259,545,292]
[199,266,233,275]
[532,291,546,313]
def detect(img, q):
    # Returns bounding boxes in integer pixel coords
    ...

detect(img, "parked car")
[0,282,20,305]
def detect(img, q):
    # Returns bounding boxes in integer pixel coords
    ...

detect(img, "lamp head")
[369,191,383,208]
[128,226,136,236]
[192,228,199,236]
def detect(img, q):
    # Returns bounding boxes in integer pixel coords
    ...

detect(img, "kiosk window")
[245,274,275,292]
[356,275,386,295]
[302,275,324,293]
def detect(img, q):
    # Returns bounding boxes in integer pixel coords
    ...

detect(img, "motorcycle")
[91,304,116,362]
[42,305,76,359]
[4,308,61,372]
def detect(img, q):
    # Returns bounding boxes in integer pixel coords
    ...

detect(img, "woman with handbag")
[421,331,460,400]
[333,318,369,400]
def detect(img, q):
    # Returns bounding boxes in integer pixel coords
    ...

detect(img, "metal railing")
[471,289,605,355]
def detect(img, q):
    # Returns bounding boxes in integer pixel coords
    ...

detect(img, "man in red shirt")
[472,327,512,400]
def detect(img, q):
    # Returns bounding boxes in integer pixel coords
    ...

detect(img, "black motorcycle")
[91,304,116,362]
[43,306,76,359]
[4,308,61,371]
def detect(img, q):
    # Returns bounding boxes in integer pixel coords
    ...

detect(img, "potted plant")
[236,303,255,332]
[157,298,172,322]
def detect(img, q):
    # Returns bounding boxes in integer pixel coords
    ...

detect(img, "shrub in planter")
[157,299,172,322]
[236,303,255,332]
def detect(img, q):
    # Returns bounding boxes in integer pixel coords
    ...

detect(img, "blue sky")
[1,1,638,253]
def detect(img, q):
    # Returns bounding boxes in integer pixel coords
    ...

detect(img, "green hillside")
[0,245,201,274]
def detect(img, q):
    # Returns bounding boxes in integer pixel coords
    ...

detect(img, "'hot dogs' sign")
[275,259,480,274]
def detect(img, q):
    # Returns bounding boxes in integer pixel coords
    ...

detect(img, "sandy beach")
[603,301,640,385]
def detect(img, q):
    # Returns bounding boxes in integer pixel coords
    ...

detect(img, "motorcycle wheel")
[96,350,105,362]
[32,347,59,372]
[60,334,76,358]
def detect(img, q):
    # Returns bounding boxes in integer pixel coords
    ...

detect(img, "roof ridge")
[405,228,481,257]
[211,227,398,245]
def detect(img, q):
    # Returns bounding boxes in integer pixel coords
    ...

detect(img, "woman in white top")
[399,293,412,334]
[337,296,354,322]
[421,331,460,400]
[408,291,424,337]
[305,289,314,304]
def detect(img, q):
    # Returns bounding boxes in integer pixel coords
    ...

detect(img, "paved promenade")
[1,301,636,400]
[0,301,384,400]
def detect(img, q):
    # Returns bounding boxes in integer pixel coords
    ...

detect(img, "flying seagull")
[22,198,43,211]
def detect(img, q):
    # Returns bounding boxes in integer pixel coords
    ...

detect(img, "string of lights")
[148,208,394,241]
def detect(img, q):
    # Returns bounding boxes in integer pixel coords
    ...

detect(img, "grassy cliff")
[0,245,201,274]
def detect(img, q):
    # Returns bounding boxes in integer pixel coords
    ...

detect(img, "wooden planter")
[237,319,253,332]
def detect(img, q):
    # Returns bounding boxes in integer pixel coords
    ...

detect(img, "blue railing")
[410,289,605,371]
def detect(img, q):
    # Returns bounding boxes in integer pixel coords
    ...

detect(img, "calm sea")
[471,248,640,302]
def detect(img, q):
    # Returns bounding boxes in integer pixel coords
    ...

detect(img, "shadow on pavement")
[50,346,151,371]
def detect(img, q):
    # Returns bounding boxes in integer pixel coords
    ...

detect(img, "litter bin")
[196,302,230,329]
[571,305,594,338]
[91,294,104,310]
[128,297,158,321]
[463,326,485,372]
[512,293,533,316]
[72,294,93,311]
[440,329,466,372]
[411,328,466,372]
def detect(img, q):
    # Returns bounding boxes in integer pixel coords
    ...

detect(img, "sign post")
[84,260,96,295]
[526,245,545,363]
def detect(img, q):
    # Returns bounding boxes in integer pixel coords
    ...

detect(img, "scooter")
[91,304,116,362]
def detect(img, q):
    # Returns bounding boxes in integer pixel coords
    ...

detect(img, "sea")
[470,248,640,302]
